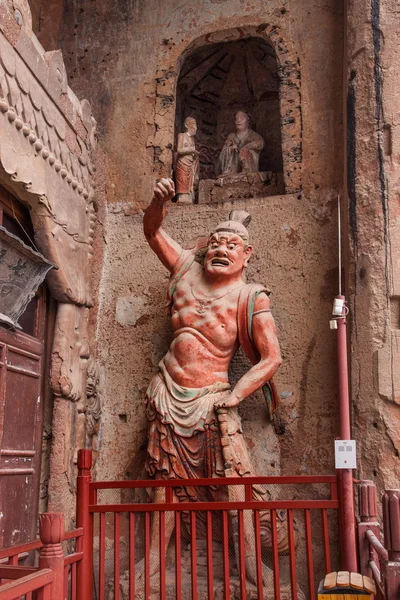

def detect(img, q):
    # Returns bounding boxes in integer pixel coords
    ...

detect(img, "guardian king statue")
[141,178,288,586]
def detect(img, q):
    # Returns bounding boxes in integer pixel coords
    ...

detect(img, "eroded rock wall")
[346,0,400,491]
[36,0,344,487]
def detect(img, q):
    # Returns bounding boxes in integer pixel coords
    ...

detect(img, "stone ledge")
[198,171,285,204]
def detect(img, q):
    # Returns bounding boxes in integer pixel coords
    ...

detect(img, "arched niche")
[164,25,302,196]
[176,36,283,182]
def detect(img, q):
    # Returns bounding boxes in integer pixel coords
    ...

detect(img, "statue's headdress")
[212,210,252,244]
[185,210,252,263]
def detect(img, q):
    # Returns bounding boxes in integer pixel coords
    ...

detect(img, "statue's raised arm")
[143,178,183,272]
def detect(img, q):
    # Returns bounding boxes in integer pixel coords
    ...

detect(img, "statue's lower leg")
[231,511,274,588]
[135,488,175,581]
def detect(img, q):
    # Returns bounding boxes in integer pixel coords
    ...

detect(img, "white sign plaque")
[335,440,357,469]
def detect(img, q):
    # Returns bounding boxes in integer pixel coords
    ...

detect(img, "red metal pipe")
[337,298,351,440]
[336,296,358,572]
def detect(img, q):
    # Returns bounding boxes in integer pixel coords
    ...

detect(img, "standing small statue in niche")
[141,177,288,586]
[219,110,264,175]
[174,116,199,202]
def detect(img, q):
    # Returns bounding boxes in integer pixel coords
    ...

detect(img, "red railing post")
[38,513,65,600]
[357,480,380,578]
[76,449,93,600]
[382,489,400,600]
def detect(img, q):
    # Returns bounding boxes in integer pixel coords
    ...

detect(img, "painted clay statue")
[219,111,264,175]
[174,116,199,202]
[141,178,288,585]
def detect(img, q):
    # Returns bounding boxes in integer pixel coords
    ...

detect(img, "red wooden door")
[0,185,51,548]
[0,328,43,547]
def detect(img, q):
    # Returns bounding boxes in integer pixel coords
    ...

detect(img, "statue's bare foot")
[245,556,274,588]
[134,555,160,582]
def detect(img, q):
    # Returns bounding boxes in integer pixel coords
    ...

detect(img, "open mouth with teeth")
[210,257,230,266]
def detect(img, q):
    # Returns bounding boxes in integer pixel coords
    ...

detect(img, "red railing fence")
[76,450,341,600]
[0,568,54,599]
[3,452,400,600]
[0,512,83,599]
[357,481,400,600]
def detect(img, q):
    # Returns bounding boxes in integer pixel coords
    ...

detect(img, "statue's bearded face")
[204,232,252,278]
[235,111,249,132]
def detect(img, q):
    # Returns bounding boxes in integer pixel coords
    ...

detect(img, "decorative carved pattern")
[0,0,96,389]
[39,512,65,549]
[0,37,94,200]
[51,304,89,402]
[0,0,97,520]
[85,357,102,449]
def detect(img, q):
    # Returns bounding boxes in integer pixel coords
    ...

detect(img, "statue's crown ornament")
[213,210,252,243]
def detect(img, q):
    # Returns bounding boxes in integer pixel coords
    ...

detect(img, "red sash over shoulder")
[237,283,280,421]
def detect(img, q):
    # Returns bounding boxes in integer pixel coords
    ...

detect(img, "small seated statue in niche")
[219,111,264,176]
[174,116,199,202]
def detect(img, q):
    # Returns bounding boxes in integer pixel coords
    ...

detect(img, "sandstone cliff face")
[27,0,399,501]
[345,0,400,492]
[38,0,342,489]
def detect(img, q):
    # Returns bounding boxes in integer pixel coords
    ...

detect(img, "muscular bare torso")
[163,262,244,387]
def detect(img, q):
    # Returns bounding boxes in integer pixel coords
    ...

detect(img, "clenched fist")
[153,178,175,203]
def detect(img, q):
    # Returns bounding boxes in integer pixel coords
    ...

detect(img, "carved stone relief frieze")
[85,357,102,453]
[0,0,98,512]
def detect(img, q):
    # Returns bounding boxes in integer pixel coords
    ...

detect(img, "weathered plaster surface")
[44,0,343,205]
[94,193,339,483]
[37,0,345,485]
[346,0,400,492]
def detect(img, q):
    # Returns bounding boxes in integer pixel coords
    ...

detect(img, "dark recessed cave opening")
[175,36,284,182]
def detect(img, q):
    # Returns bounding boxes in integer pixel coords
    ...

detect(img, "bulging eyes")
[209,241,237,250]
